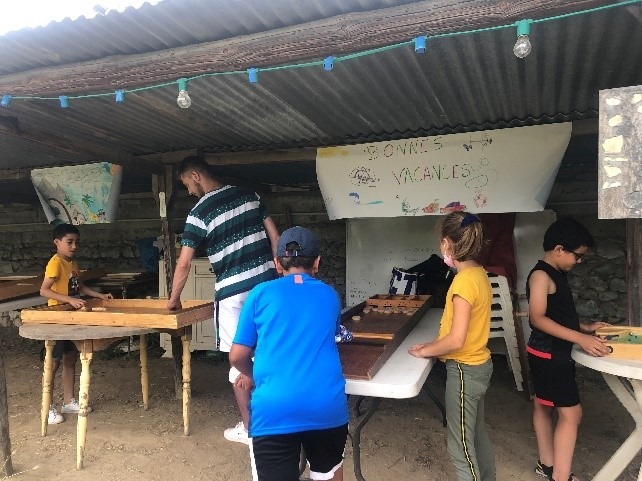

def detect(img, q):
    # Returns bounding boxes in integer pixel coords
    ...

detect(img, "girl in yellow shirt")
[409,211,495,481]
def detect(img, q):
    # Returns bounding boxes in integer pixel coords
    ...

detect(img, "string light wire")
[3,0,640,104]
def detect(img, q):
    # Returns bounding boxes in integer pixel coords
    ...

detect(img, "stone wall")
[0,189,347,327]
[0,189,630,326]
[567,215,627,325]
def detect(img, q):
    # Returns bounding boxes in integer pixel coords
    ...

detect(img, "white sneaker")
[48,405,64,425]
[223,421,249,445]
[61,398,93,414]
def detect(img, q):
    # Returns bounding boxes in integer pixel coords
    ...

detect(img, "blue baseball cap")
[276,226,320,257]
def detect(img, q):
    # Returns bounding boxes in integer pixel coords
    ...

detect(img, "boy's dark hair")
[278,241,316,270]
[177,156,214,178]
[53,223,79,240]
[543,217,594,251]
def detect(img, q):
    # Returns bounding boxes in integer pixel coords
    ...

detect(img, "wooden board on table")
[366,294,430,309]
[338,295,432,379]
[0,268,105,302]
[597,326,642,360]
[20,298,213,329]
[337,343,386,380]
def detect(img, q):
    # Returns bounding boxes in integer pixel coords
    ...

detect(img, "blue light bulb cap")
[324,56,334,71]
[115,90,125,103]
[0,95,10,107]
[515,19,532,37]
[414,36,427,54]
[178,78,188,91]
[248,68,258,83]
[59,96,69,108]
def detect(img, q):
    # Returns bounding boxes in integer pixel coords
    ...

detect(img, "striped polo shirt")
[180,185,277,301]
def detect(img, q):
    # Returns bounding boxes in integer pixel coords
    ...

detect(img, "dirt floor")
[0,326,640,481]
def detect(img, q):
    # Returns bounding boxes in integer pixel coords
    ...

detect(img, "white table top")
[572,345,642,380]
[345,308,442,399]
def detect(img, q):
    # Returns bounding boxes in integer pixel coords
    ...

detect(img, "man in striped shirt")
[168,156,279,445]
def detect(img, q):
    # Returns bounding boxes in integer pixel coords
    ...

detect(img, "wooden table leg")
[41,340,55,437]
[139,334,149,410]
[181,329,191,436]
[76,341,93,470]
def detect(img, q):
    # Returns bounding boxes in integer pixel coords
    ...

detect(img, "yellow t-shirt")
[438,266,492,365]
[44,254,81,306]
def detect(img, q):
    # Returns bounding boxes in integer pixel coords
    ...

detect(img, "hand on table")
[578,333,610,357]
[580,321,610,333]
[167,298,182,311]
[408,343,430,358]
[68,298,86,309]
[99,293,114,301]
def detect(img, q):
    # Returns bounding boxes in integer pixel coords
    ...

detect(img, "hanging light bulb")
[513,20,533,58]
[176,78,191,109]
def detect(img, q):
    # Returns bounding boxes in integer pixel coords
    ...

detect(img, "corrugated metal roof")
[0,1,640,184]
[0,0,420,75]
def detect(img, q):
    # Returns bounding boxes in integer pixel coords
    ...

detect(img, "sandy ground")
[0,326,640,481]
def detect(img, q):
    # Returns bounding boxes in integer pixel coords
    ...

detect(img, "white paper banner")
[317,124,571,219]
[31,162,123,224]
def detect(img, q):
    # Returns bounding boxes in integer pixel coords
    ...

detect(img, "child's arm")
[229,344,254,390]
[529,270,610,357]
[40,277,85,309]
[79,282,113,301]
[409,295,471,358]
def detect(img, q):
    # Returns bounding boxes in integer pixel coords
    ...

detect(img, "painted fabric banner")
[316,123,571,220]
[31,162,123,224]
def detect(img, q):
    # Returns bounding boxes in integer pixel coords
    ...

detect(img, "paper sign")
[317,124,571,219]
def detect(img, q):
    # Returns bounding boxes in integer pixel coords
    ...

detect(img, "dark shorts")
[52,340,78,361]
[528,348,579,407]
[250,424,348,481]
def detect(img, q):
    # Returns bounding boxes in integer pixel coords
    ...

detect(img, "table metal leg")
[422,384,447,427]
[76,343,93,470]
[181,331,191,436]
[139,334,149,410]
[41,340,55,437]
[592,375,642,481]
[352,396,382,481]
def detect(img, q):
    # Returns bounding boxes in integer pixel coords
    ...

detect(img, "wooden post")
[41,340,55,437]
[181,329,192,436]
[627,219,642,327]
[0,350,13,478]
[139,334,149,410]
[76,341,93,470]
[153,164,183,399]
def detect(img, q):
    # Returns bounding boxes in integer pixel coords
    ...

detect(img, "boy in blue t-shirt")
[230,226,349,481]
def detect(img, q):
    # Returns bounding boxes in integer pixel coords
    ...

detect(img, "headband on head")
[461,213,481,228]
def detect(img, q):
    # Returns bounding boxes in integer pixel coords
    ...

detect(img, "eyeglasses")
[563,247,585,261]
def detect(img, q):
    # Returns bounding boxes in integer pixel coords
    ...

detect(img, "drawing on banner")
[31,162,122,225]
[422,199,440,213]
[317,124,571,219]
